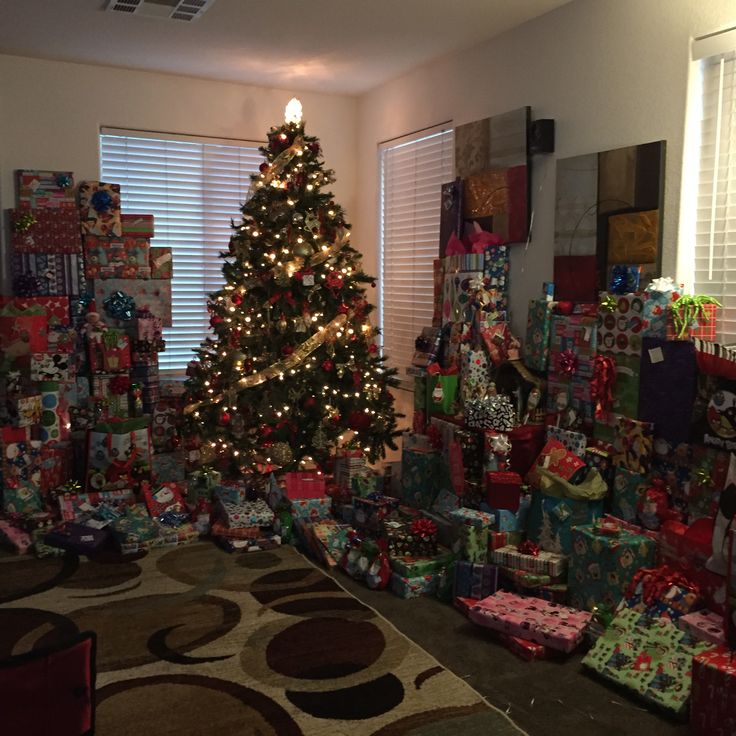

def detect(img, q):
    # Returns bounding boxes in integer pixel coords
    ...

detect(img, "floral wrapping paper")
[611,466,648,522]
[290,497,333,521]
[17,170,76,208]
[121,214,155,238]
[568,524,657,612]
[469,590,592,653]
[453,561,499,600]
[490,544,568,577]
[613,415,654,474]
[390,550,455,578]
[389,571,440,599]
[84,236,151,279]
[149,247,173,278]
[677,609,726,647]
[691,647,736,735]
[583,608,710,717]
[11,208,82,253]
[11,252,87,296]
[94,278,172,327]
[218,499,275,528]
[545,425,587,457]
[78,181,122,237]
[524,299,554,371]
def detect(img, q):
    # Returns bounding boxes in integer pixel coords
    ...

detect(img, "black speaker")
[529,119,555,155]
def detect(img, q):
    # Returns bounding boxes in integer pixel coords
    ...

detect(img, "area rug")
[0,543,526,735]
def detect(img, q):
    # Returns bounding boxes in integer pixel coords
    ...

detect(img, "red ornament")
[259,162,269,173]
[352,370,362,388]
[370,281,376,288]
[293,271,303,281]
[282,345,294,356]
[308,141,320,154]
[303,396,316,409]
[368,343,378,354]
[231,293,243,306]
[347,410,371,431]
[331,412,342,425]
[219,411,231,425]
[321,360,334,372]
[259,425,273,438]
[338,303,349,314]
[244,360,253,372]
[210,315,223,326]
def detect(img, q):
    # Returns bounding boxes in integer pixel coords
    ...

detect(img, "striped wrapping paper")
[11,252,87,296]
[490,544,568,577]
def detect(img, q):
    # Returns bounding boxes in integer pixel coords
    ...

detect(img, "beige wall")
[354,0,736,340]
[0,53,358,290]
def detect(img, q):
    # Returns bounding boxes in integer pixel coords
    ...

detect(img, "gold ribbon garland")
[183,313,348,414]
[309,227,350,266]
[263,135,305,185]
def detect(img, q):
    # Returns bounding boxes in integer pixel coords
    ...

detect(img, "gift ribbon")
[410,518,438,540]
[610,265,640,294]
[517,540,539,556]
[599,294,617,313]
[591,354,617,419]
[557,349,579,377]
[626,565,699,607]
[109,376,131,395]
[647,276,675,293]
[670,295,721,339]
[426,363,459,376]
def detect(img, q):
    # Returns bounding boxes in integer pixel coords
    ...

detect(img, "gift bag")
[427,370,458,415]
[0,303,48,369]
[86,417,152,491]
[461,347,490,401]
[464,393,516,431]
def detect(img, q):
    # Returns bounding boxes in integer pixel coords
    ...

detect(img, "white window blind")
[379,126,453,381]
[100,129,263,374]
[694,51,736,344]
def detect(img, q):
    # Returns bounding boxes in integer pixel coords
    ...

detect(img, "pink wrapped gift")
[469,590,592,653]
[678,609,726,647]
[0,519,32,555]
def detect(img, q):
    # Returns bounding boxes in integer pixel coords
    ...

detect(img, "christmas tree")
[183,99,400,472]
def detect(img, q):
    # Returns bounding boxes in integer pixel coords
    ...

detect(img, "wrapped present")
[2,485,44,515]
[89,374,129,420]
[546,373,595,431]
[457,524,489,563]
[0,296,71,328]
[623,565,703,621]
[186,466,222,499]
[16,169,75,208]
[88,329,131,374]
[545,425,587,457]
[3,393,42,428]
[83,235,151,279]
[384,518,439,557]
[2,435,42,494]
[213,481,248,505]
[110,504,160,552]
[490,493,532,532]
[638,337,697,447]
[426,367,459,415]
[568,523,657,612]
[390,549,455,578]
[584,443,615,490]
[44,521,110,555]
[37,380,69,443]
[352,495,399,532]
[469,591,592,653]
[611,466,648,522]
[527,439,586,489]
[121,213,155,238]
[30,352,73,382]
[57,488,135,522]
[499,566,558,591]
[524,298,555,371]
[549,314,598,378]
[482,430,510,473]
[461,346,491,402]
[151,451,186,483]
[491,543,567,577]
[40,442,73,492]
[527,469,607,554]
[0,519,33,555]
[149,247,173,278]
[485,470,522,511]
[691,646,736,736]
[11,208,82,254]
[489,530,523,551]
[78,181,122,237]
[285,471,327,499]
[678,609,726,647]
[503,634,549,662]
[464,393,517,432]
[10,252,87,296]
[420,509,457,549]
[507,424,546,477]
[453,560,499,600]
[583,608,710,717]
[290,497,332,521]
[0,303,48,367]
[667,299,719,341]
[389,571,440,599]
[48,325,78,352]
[613,415,654,474]
[400,448,451,509]
[151,399,180,452]
[142,480,187,517]
[216,499,275,529]
[95,278,172,327]
[448,507,495,530]
[86,417,152,491]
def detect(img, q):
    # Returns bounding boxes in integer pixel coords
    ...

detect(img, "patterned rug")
[0,543,526,735]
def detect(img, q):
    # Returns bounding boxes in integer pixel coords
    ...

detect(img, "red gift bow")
[557,349,579,376]
[625,565,699,607]
[591,354,617,419]
[109,376,131,395]
[411,518,438,539]
[517,540,539,556]
[426,363,458,376]
[268,290,296,307]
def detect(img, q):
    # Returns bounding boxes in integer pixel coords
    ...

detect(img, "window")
[692,33,736,344]
[379,125,453,382]
[100,129,263,374]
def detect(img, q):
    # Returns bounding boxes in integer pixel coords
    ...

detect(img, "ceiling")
[0,0,570,95]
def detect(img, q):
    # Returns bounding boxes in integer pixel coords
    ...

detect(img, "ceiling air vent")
[106,0,216,22]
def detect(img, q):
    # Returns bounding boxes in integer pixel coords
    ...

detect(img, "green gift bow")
[670,295,721,339]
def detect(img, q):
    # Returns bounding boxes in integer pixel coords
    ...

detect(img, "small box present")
[216,499,274,529]
[691,646,736,735]
[3,393,42,428]
[453,560,499,600]
[545,425,587,458]
[78,181,122,237]
[524,298,554,371]
[284,471,327,499]
[11,208,82,253]
[503,634,549,662]
[613,415,654,474]
[384,518,438,558]
[491,544,567,577]
[469,591,592,653]
[17,170,75,208]
[667,301,718,341]
[83,235,151,279]
[390,549,455,578]
[30,353,73,382]
[149,247,173,278]
[290,497,332,521]
[352,495,399,532]
[549,314,598,378]
[142,481,187,517]
[121,214,155,238]
[389,571,440,599]
[448,507,495,530]
[213,482,248,505]
[678,609,726,647]
[485,470,522,511]
[10,253,87,296]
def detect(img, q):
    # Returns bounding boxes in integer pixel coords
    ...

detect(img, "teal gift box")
[390,571,440,599]
[527,491,605,555]
[612,466,648,522]
[568,524,656,612]
[524,298,554,371]
[152,451,186,484]
[400,448,451,509]
[290,497,332,521]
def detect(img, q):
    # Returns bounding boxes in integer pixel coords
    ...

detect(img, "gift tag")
[303,274,315,286]
[648,347,664,364]
[154,486,175,504]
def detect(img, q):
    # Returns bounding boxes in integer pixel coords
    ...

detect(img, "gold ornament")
[292,240,314,258]
[270,442,293,466]
[274,269,291,287]
[276,315,289,333]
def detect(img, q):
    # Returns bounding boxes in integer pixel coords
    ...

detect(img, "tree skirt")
[0,544,526,735]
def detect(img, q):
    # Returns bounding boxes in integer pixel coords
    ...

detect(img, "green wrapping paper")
[400,448,451,509]
[524,298,554,371]
[390,549,455,577]
[611,466,648,522]
[583,608,710,716]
